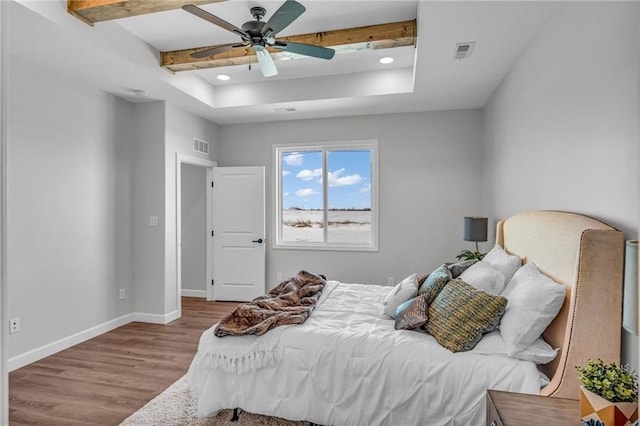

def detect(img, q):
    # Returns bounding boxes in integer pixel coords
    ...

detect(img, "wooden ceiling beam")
[161,20,417,73]
[67,0,226,26]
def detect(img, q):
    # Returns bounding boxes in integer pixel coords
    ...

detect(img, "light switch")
[149,216,159,227]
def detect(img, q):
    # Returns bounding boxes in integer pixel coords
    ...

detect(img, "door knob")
[252,238,264,244]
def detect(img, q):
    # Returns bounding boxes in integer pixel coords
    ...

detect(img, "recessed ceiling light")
[379,57,394,64]
[217,74,231,81]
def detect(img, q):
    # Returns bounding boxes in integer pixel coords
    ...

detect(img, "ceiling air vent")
[453,41,476,60]
[193,138,209,155]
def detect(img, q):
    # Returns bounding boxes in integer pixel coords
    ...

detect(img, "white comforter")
[187,281,542,426]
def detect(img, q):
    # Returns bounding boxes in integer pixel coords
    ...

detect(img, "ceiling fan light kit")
[182,1,336,78]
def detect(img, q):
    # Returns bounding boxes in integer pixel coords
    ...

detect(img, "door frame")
[175,154,216,313]
[1,2,8,424]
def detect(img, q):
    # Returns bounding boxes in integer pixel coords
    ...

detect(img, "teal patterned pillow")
[394,293,429,330]
[424,279,508,353]
[418,264,452,305]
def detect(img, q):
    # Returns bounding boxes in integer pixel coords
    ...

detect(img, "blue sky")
[281,149,372,210]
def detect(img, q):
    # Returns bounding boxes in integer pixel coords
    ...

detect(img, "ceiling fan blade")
[191,43,242,59]
[256,49,278,77]
[261,0,305,37]
[274,41,335,60]
[182,5,249,40]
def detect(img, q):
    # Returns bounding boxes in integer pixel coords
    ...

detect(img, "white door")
[212,166,266,301]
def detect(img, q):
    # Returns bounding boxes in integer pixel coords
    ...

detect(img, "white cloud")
[282,170,291,176]
[327,168,362,187]
[283,192,289,197]
[284,153,303,166]
[360,183,371,193]
[296,188,318,197]
[296,168,322,181]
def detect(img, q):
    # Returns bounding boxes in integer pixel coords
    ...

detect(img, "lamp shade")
[463,217,488,242]
[622,240,638,335]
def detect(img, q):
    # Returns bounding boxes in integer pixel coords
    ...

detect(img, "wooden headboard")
[496,211,624,400]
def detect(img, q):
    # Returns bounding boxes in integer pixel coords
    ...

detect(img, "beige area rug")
[119,376,310,426]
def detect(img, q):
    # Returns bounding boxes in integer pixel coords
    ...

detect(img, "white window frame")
[274,140,379,252]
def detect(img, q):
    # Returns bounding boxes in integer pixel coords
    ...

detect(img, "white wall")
[483,2,639,366]
[218,110,486,287]
[7,56,135,358]
[181,163,206,293]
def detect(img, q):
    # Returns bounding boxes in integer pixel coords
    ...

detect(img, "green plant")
[455,250,485,262]
[575,359,638,403]
[581,420,605,426]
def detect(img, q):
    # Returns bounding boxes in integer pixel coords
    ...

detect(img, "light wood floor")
[9,297,238,426]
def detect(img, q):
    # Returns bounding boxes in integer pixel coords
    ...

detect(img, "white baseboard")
[181,289,206,298]
[9,310,182,372]
[133,310,180,324]
[8,313,135,372]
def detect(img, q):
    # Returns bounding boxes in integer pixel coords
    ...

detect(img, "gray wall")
[132,101,218,316]
[218,110,486,287]
[7,56,135,358]
[2,4,10,421]
[181,164,206,293]
[6,60,219,360]
[483,2,639,367]
[164,103,218,311]
[132,102,166,315]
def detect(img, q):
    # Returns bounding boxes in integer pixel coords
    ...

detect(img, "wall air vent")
[453,41,476,60]
[193,138,209,155]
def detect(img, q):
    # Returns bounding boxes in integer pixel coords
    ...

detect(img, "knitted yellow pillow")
[424,279,507,352]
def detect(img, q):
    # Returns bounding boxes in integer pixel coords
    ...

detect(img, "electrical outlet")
[119,288,125,300]
[388,277,395,286]
[276,272,283,282]
[9,318,20,334]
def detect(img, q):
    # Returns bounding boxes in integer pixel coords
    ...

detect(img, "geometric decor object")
[580,386,639,426]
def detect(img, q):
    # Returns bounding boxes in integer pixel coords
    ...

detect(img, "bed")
[186,211,624,425]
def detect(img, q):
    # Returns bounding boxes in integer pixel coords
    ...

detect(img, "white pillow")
[472,330,559,364]
[459,261,506,295]
[483,245,522,283]
[382,274,419,318]
[499,262,565,355]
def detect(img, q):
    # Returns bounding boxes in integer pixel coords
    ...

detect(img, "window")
[274,140,378,251]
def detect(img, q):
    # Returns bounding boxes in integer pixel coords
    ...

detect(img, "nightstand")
[486,389,580,426]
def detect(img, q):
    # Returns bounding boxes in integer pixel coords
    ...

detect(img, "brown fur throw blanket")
[214,270,326,337]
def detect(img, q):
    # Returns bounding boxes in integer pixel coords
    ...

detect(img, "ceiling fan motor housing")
[242,19,268,48]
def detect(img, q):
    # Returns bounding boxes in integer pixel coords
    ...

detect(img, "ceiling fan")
[182,1,336,78]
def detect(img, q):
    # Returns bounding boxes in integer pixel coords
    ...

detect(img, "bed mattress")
[187,281,543,425]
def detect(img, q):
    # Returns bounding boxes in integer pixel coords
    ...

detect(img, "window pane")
[326,149,372,244]
[281,150,324,243]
